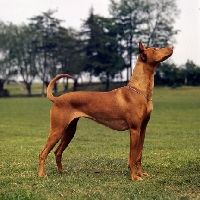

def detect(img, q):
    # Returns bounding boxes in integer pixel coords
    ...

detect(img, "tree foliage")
[82,8,125,90]
[29,10,66,95]
[0,22,37,95]
[109,0,180,80]
[155,60,200,87]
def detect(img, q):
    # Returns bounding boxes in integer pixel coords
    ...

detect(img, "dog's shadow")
[46,157,129,178]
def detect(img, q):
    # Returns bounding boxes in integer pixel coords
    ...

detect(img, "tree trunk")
[88,72,93,91]
[73,78,78,91]
[41,82,45,97]
[53,82,57,94]
[120,71,123,86]
[126,66,130,83]
[0,79,9,97]
[0,79,5,91]
[25,82,32,96]
[41,81,49,97]
[105,73,110,91]
[63,78,69,92]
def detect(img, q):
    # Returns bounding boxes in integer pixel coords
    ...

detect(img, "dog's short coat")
[38,42,173,180]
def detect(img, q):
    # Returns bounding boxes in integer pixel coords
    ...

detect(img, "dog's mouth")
[160,56,169,62]
[163,55,170,60]
[162,51,173,61]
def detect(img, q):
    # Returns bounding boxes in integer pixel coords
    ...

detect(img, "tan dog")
[39,42,173,180]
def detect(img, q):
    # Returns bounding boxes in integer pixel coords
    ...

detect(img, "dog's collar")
[126,85,152,101]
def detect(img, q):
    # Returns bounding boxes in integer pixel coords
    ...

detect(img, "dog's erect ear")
[140,52,147,61]
[139,42,146,54]
[139,42,147,61]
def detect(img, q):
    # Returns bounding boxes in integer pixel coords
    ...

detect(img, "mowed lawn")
[0,86,200,199]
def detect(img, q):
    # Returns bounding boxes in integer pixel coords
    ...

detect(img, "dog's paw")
[130,175,143,181]
[142,172,149,177]
[58,169,67,173]
[38,173,48,178]
[138,172,149,177]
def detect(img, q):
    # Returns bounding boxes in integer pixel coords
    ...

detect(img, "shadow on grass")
[45,156,200,185]
[45,157,129,178]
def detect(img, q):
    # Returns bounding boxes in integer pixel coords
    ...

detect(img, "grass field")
[0,85,200,199]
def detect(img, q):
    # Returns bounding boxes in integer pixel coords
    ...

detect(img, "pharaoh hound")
[38,42,173,180]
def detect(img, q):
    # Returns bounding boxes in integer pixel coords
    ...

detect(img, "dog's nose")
[169,46,174,50]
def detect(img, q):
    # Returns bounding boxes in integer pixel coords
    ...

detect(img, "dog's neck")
[128,58,157,100]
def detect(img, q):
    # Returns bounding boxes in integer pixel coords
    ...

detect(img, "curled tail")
[47,74,73,102]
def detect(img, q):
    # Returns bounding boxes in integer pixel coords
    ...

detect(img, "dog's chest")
[147,101,153,115]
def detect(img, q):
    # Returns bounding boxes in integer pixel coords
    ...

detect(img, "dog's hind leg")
[54,118,79,173]
[38,126,66,177]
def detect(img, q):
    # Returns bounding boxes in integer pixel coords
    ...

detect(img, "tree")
[0,22,37,96]
[81,8,102,86]
[0,21,10,93]
[0,21,18,94]
[56,27,85,91]
[109,0,149,81]
[145,0,180,47]
[29,10,64,95]
[109,0,180,81]
[93,16,125,90]
[184,60,200,86]
[155,62,184,87]
[15,25,38,96]
[82,8,125,90]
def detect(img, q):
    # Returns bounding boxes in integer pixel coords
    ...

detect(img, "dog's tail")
[47,74,73,102]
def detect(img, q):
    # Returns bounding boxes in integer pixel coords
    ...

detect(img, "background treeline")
[0,0,199,96]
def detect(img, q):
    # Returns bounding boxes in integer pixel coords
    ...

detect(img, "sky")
[0,0,200,66]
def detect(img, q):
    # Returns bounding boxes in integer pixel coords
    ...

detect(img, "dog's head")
[139,42,173,64]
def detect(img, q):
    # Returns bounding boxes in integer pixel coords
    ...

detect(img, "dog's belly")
[91,117,129,131]
[72,110,129,131]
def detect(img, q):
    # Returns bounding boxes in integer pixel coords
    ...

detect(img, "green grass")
[0,86,200,199]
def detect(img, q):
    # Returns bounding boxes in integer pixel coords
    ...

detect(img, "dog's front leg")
[136,115,150,178]
[129,128,143,180]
